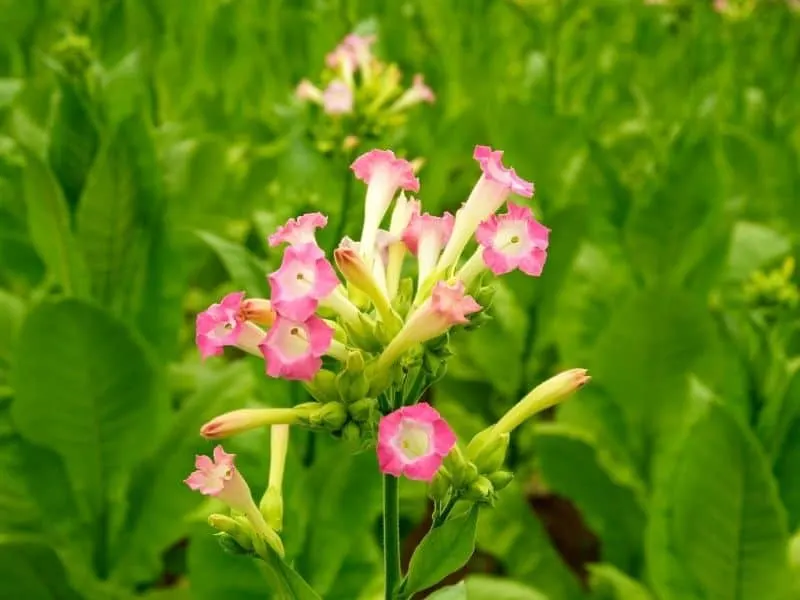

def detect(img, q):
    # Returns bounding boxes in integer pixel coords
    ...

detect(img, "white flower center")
[494,221,529,256]
[281,325,310,358]
[283,264,316,297]
[395,420,431,460]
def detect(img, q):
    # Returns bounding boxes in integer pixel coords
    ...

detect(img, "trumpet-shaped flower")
[351,150,419,269]
[268,243,339,322]
[185,446,257,513]
[386,194,421,298]
[260,315,333,381]
[326,33,376,74]
[268,213,328,251]
[200,407,313,439]
[403,211,454,286]
[322,80,354,115]
[476,202,549,276]
[437,145,534,274]
[377,403,457,481]
[196,292,267,359]
[378,280,481,368]
[390,74,436,112]
[296,79,323,103]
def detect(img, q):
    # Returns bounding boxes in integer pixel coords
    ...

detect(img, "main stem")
[382,474,401,600]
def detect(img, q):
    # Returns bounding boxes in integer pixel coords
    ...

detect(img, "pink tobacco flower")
[437,145,534,273]
[322,80,354,115]
[326,33,376,80]
[268,243,339,322]
[476,202,549,276]
[377,403,457,481]
[295,79,323,103]
[378,280,481,368]
[184,446,257,513]
[390,74,436,112]
[351,149,420,268]
[403,211,454,286]
[260,314,333,381]
[196,292,267,359]
[268,212,328,251]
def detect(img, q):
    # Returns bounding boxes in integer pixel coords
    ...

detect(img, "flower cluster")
[295,33,435,154]
[187,143,587,558]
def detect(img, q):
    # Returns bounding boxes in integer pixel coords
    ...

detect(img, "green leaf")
[0,79,22,108]
[588,564,654,600]
[775,415,800,531]
[21,150,89,297]
[76,114,162,311]
[197,230,270,298]
[111,362,255,585]
[647,401,792,600]
[533,423,646,571]
[0,290,25,374]
[427,576,548,600]
[477,482,584,600]
[404,505,480,596]
[724,221,791,282]
[11,299,161,573]
[0,542,82,600]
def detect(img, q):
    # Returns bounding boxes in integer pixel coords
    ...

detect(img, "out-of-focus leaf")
[404,506,479,596]
[427,576,548,600]
[0,542,82,600]
[477,482,584,600]
[21,150,89,297]
[647,401,792,600]
[0,290,24,372]
[724,221,791,282]
[0,79,22,108]
[11,299,162,571]
[588,564,654,600]
[533,423,646,571]
[197,230,270,298]
[775,414,800,531]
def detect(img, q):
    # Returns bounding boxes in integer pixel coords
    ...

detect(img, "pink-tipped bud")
[200,408,311,439]
[334,246,395,325]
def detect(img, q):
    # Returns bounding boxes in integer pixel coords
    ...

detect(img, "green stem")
[383,474,402,599]
[431,495,458,529]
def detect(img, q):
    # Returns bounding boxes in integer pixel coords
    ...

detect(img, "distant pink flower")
[260,315,333,381]
[476,202,549,276]
[196,292,267,359]
[437,145,535,272]
[268,243,339,321]
[377,403,456,481]
[268,212,328,251]
[351,149,420,267]
[322,80,354,115]
[296,79,323,103]
[390,74,436,112]
[713,0,728,11]
[184,446,256,512]
[378,280,481,368]
[326,33,376,76]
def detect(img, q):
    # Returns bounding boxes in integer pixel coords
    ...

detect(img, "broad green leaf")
[404,506,480,596]
[21,151,89,296]
[588,564,654,600]
[0,290,24,372]
[533,423,646,571]
[323,534,382,600]
[427,576,548,600]
[111,362,255,585]
[0,79,22,108]
[196,230,270,298]
[775,415,800,531]
[298,444,382,595]
[11,299,161,563]
[647,401,792,600]
[477,482,584,600]
[724,221,791,282]
[0,408,39,533]
[0,542,82,600]
[76,114,162,311]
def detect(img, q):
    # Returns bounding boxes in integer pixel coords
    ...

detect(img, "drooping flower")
[322,80,354,115]
[185,446,258,513]
[390,74,436,112]
[436,145,534,274]
[403,211,454,287]
[351,150,420,269]
[295,79,323,103]
[377,403,457,481]
[260,315,333,381]
[268,243,339,322]
[268,212,328,251]
[196,292,268,359]
[378,280,481,368]
[476,202,549,276]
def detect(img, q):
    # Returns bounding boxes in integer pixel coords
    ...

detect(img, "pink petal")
[473,145,534,198]
[304,316,334,357]
[377,442,405,477]
[195,455,213,471]
[518,247,547,277]
[432,419,457,456]
[184,471,206,490]
[482,246,516,275]
[403,454,444,481]
[350,149,420,192]
[213,445,235,467]
[399,402,441,424]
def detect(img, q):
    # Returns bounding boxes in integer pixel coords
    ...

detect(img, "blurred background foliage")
[1,0,799,599]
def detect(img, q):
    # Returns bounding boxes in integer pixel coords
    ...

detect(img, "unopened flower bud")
[336,369,369,403]
[208,514,254,552]
[469,431,509,474]
[200,407,312,439]
[428,470,451,502]
[305,369,340,403]
[486,470,514,491]
[240,298,276,327]
[341,421,361,443]
[259,486,283,532]
[346,350,366,372]
[216,532,254,556]
[335,245,401,329]
[347,397,378,422]
[494,368,590,435]
[464,475,495,504]
[442,446,478,489]
[309,402,347,430]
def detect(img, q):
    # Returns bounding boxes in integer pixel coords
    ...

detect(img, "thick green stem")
[383,474,402,599]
